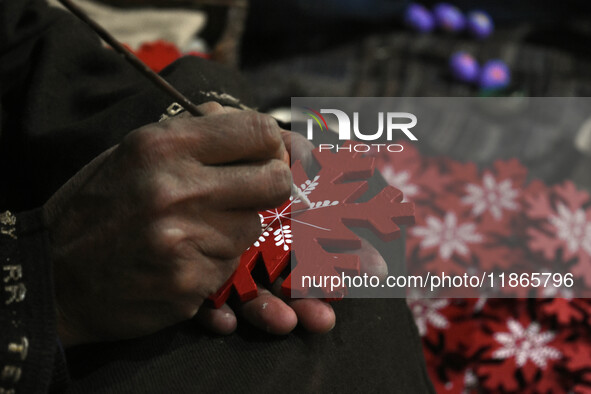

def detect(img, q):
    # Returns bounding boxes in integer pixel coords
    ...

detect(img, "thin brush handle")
[58,0,310,206]
[58,0,204,116]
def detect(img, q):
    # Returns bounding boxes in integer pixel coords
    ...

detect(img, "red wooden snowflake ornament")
[209,142,415,307]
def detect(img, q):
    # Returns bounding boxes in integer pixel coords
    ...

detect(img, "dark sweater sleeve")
[0,209,68,394]
[0,1,253,212]
[0,2,252,393]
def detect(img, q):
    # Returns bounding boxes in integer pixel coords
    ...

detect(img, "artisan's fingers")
[206,161,292,210]
[202,105,293,165]
[239,285,297,335]
[183,104,293,166]
[343,237,388,280]
[194,102,243,115]
[221,106,242,114]
[173,111,287,165]
[281,130,315,169]
[195,303,237,335]
[288,299,336,333]
[270,278,336,333]
[194,101,228,116]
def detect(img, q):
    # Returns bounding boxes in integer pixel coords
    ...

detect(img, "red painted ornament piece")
[209,142,415,307]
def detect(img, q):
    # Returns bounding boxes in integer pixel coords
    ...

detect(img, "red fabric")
[133,40,209,73]
[374,142,591,393]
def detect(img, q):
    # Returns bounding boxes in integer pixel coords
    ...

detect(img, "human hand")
[192,105,389,336]
[195,237,388,335]
[43,102,292,346]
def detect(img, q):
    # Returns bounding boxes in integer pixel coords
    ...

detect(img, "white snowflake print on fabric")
[462,173,519,220]
[411,212,483,260]
[407,298,450,336]
[548,203,591,256]
[462,369,478,393]
[492,319,562,368]
[381,165,418,202]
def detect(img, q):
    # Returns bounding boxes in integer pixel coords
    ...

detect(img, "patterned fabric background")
[137,30,591,391]
[373,142,591,393]
[242,24,591,390]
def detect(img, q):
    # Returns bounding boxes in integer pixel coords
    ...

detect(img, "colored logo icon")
[302,107,328,132]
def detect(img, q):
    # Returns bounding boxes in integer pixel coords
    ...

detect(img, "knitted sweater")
[0,2,432,393]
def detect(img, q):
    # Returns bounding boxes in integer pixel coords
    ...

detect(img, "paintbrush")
[57,0,310,207]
